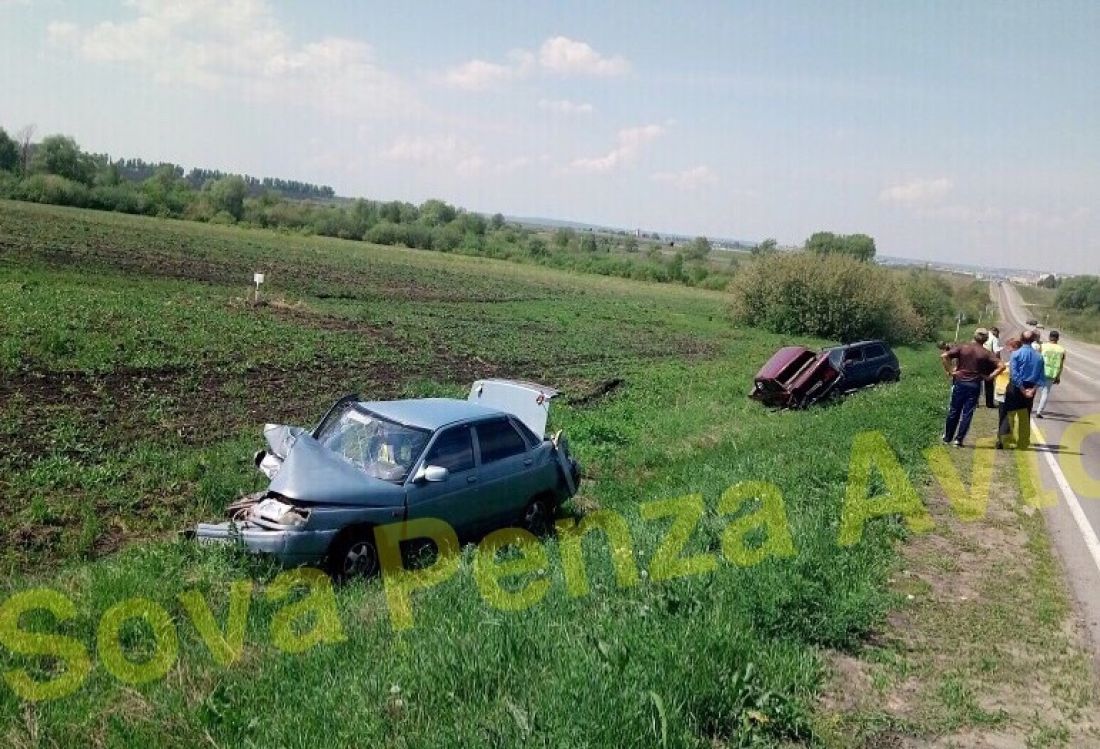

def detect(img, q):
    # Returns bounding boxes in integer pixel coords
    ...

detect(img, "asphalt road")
[996,282,1100,667]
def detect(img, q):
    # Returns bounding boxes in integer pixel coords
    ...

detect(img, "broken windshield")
[315,404,430,482]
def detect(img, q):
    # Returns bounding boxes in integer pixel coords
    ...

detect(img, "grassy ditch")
[2,200,960,747]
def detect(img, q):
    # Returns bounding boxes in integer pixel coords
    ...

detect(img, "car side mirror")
[415,465,449,483]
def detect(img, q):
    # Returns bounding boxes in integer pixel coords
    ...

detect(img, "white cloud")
[651,165,719,190]
[538,98,594,115]
[538,36,629,76]
[380,135,485,176]
[442,51,535,91]
[879,177,954,205]
[569,124,664,173]
[48,0,414,116]
[440,36,628,92]
[443,59,516,91]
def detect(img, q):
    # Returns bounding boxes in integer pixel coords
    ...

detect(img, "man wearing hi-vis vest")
[1035,330,1066,419]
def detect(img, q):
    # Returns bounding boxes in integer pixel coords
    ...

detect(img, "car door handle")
[467,475,478,483]
[523,458,533,466]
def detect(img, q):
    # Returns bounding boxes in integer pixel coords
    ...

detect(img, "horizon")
[3,1,1098,275]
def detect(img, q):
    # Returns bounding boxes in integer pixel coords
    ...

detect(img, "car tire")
[521,496,555,537]
[326,527,379,582]
[878,366,900,383]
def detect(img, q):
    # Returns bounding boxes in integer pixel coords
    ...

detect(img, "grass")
[0,200,1016,746]
[1016,285,1100,344]
[818,407,1100,747]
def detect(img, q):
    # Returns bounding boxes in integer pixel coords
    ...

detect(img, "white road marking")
[1031,418,1100,576]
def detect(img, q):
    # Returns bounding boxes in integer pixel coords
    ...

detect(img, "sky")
[2,1,1099,273]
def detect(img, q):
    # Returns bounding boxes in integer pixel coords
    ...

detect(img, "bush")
[729,252,922,343]
[18,174,90,208]
[902,271,952,340]
[1055,275,1100,312]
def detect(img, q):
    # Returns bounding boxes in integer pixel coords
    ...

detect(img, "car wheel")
[327,528,379,582]
[878,366,899,383]
[521,497,554,537]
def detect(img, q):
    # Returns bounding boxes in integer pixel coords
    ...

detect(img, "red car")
[750,345,843,408]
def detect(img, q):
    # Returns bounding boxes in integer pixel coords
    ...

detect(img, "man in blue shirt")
[997,330,1046,449]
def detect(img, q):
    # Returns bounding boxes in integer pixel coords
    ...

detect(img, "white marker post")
[253,272,265,304]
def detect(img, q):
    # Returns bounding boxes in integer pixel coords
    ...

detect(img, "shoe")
[995,441,1003,450]
[941,436,951,445]
[1035,412,1044,419]
[953,440,964,448]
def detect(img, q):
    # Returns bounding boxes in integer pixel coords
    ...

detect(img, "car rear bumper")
[193,522,339,566]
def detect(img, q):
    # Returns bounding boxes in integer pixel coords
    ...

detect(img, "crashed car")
[750,340,899,408]
[193,380,580,579]
[750,345,842,408]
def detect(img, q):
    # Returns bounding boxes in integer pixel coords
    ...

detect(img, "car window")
[476,419,528,464]
[423,426,475,473]
[865,344,887,359]
[511,417,541,447]
[843,347,864,363]
[316,405,430,482]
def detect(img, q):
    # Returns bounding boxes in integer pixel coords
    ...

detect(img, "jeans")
[1036,383,1054,414]
[944,380,981,443]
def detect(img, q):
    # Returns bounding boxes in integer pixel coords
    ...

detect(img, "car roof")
[357,398,506,431]
[829,340,889,350]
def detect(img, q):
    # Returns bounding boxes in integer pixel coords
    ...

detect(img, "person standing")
[941,328,1004,447]
[998,329,1046,449]
[1035,330,1066,418]
[983,326,1003,408]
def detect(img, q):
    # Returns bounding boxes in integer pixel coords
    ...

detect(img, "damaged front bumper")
[193,516,339,567]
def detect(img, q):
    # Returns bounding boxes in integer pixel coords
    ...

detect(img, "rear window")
[476,419,528,464]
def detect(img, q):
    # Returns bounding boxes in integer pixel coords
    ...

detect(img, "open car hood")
[267,433,404,506]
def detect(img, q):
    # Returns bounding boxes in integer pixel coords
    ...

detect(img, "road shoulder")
[817,408,1100,748]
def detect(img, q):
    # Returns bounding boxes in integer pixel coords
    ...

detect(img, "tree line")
[0,128,741,291]
[1054,275,1100,312]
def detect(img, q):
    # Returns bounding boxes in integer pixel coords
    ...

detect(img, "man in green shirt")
[1035,330,1066,418]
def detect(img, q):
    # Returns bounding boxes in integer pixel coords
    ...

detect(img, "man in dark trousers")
[998,329,1046,449]
[941,328,1005,447]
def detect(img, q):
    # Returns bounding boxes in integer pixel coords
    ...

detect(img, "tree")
[0,128,17,173]
[553,227,573,249]
[581,234,598,253]
[623,236,639,253]
[419,198,456,226]
[15,125,35,176]
[753,238,777,256]
[527,236,548,257]
[32,134,95,185]
[490,212,505,230]
[805,231,876,262]
[686,236,711,260]
[208,176,247,221]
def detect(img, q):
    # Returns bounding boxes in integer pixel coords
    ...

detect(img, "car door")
[841,346,867,388]
[473,417,542,530]
[862,343,891,381]
[404,424,483,539]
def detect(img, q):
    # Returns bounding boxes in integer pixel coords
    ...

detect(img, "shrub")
[902,271,953,340]
[18,174,90,208]
[729,251,923,343]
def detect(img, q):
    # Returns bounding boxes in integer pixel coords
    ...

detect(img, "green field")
[0,200,956,747]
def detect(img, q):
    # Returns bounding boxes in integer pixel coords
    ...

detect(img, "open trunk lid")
[468,379,559,437]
